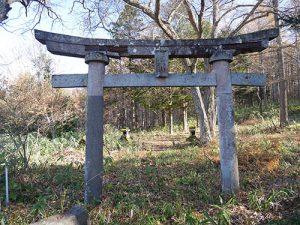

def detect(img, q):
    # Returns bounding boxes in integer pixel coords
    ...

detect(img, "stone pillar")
[210,50,239,194]
[84,52,109,204]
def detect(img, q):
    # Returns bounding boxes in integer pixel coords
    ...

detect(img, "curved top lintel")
[34,28,279,59]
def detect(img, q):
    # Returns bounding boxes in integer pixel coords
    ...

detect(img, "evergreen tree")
[111,5,145,39]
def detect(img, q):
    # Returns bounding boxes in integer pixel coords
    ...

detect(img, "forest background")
[0,0,299,224]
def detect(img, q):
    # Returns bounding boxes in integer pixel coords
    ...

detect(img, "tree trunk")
[182,62,211,145]
[150,110,157,128]
[22,147,28,168]
[169,109,174,135]
[191,87,212,145]
[153,111,159,127]
[273,0,288,127]
[259,52,267,112]
[203,59,216,138]
[162,110,167,127]
[123,108,128,128]
[183,103,188,132]
[257,87,264,114]
[142,108,146,129]
[296,36,300,102]
[21,138,29,169]
[206,0,218,138]
[298,80,300,102]
[131,99,136,130]
[271,82,279,103]
[147,107,151,128]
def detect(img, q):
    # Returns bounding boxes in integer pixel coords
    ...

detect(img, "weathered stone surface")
[35,28,279,48]
[51,73,217,88]
[51,72,266,88]
[209,50,234,63]
[30,206,89,225]
[155,49,169,77]
[84,59,106,204]
[211,52,240,194]
[85,52,109,64]
[34,28,279,59]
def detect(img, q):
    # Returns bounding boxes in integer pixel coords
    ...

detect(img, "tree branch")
[211,0,218,38]
[148,0,153,8]
[183,0,199,34]
[198,0,205,38]
[216,4,257,26]
[229,0,264,37]
[123,0,154,19]
[167,0,183,23]
[122,0,178,38]
[238,13,270,33]
[154,0,160,19]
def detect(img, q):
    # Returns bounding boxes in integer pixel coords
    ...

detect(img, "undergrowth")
[0,105,299,224]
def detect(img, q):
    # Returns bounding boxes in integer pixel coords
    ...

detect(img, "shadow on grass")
[265,196,300,225]
[0,163,84,224]
[1,141,299,224]
[101,147,299,224]
[1,153,222,210]
[0,163,84,206]
[104,154,222,210]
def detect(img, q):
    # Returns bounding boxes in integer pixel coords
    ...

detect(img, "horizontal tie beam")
[231,73,266,86]
[52,73,216,88]
[52,73,265,88]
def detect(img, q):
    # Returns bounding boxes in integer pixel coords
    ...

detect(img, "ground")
[0,118,299,224]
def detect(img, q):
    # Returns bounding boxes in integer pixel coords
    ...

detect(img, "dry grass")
[1,121,299,224]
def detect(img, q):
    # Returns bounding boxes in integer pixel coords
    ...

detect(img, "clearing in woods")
[1,115,299,224]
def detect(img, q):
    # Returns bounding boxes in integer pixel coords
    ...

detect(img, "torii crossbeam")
[35,28,279,204]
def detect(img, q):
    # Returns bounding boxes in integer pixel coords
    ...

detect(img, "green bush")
[248,188,293,212]
[234,106,262,123]
[289,104,300,115]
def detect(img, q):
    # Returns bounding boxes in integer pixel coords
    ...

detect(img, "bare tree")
[3,0,272,144]
[0,0,61,29]
[70,0,270,144]
[279,0,300,31]
[273,0,289,127]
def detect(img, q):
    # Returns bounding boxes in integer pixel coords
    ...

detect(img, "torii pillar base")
[210,50,240,194]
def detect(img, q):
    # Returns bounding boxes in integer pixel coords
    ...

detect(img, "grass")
[0,106,299,224]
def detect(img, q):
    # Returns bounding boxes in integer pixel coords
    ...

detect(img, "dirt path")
[135,127,300,152]
[136,133,192,151]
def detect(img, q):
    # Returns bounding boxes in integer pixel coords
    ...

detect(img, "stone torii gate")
[35,28,279,204]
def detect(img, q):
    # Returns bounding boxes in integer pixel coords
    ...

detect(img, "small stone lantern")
[120,128,130,141]
[189,126,196,137]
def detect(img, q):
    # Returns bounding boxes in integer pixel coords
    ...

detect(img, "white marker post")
[5,162,9,207]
